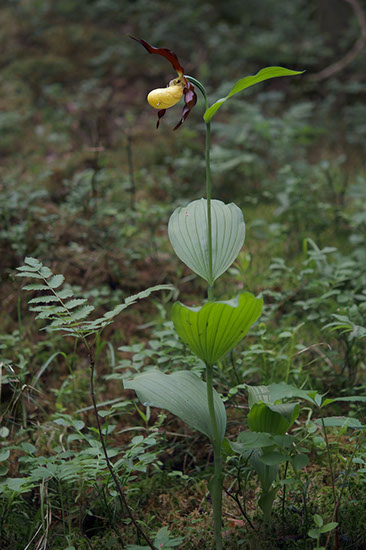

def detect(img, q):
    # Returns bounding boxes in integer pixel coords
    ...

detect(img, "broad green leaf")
[248,402,299,435]
[124,370,226,443]
[308,529,320,539]
[233,431,274,451]
[249,449,279,493]
[315,416,363,429]
[20,442,36,454]
[320,522,338,534]
[291,453,309,470]
[271,434,296,448]
[204,67,304,122]
[314,514,323,528]
[0,450,10,461]
[322,396,366,408]
[260,451,288,466]
[172,292,263,365]
[168,199,245,285]
[246,385,272,408]
[246,382,316,406]
[258,486,278,520]
[4,477,34,492]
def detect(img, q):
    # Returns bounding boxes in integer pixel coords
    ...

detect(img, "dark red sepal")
[130,36,184,74]
[173,82,197,130]
[156,109,166,129]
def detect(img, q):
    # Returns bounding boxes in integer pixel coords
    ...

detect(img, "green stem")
[186,75,214,301]
[206,364,223,550]
[187,75,222,547]
[206,120,214,300]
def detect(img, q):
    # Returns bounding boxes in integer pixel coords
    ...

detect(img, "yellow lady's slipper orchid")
[131,37,197,129]
[147,81,184,110]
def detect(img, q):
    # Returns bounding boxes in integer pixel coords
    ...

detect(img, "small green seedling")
[308,514,338,549]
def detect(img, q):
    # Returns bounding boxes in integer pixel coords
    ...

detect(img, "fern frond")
[17,257,174,341]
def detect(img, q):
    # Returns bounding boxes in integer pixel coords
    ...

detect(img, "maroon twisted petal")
[173,82,197,130]
[130,36,184,74]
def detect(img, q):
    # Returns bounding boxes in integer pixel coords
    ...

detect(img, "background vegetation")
[1,1,365,548]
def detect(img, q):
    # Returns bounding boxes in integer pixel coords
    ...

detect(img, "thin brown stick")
[89,351,155,549]
[311,0,366,81]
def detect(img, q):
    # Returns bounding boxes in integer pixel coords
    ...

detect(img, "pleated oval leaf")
[124,369,226,443]
[204,67,304,122]
[248,402,300,435]
[172,292,263,365]
[168,199,245,286]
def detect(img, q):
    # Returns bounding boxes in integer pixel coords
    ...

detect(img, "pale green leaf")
[64,299,88,309]
[124,369,226,443]
[204,66,304,122]
[30,305,65,313]
[124,284,174,305]
[71,305,94,320]
[24,257,42,268]
[28,295,59,304]
[172,292,262,365]
[39,266,52,278]
[16,272,44,278]
[48,274,65,289]
[168,199,245,285]
[102,304,128,320]
[23,284,49,291]
[56,289,74,299]
[16,264,40,272]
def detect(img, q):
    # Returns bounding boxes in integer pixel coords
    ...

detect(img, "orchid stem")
[206,120,214,301]
[206,363,223,550]
[185,75,214,301]
[187,75,222,548]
